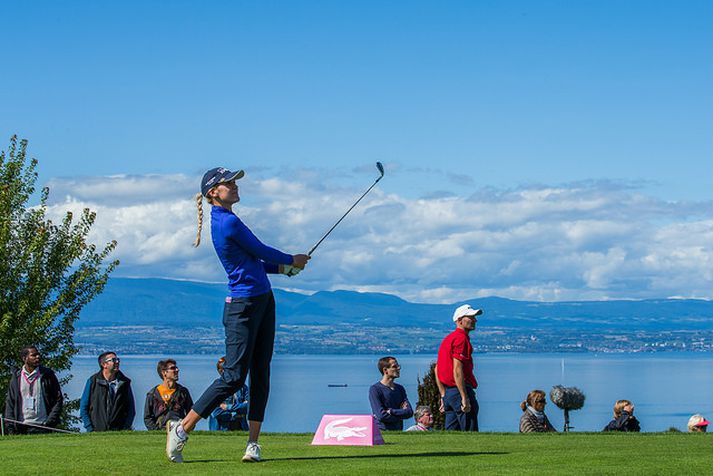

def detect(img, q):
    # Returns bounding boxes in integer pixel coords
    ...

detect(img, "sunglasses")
[104,358,120,363]
[535,399,546,404]
[166,366,179,371]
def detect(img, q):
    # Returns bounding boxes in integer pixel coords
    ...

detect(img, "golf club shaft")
[308,175,383,256]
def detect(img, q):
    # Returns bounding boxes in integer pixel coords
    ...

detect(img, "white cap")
[452,304,483,322]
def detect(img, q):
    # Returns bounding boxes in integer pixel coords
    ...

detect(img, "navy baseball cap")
[200,167,245,196]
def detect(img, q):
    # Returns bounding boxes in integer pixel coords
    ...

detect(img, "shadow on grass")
[270,451,508,462]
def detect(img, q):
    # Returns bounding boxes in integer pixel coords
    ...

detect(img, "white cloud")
[47,174,195,205]
[43,173,713,303]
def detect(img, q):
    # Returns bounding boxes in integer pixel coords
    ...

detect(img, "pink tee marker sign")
[311,414,385,446]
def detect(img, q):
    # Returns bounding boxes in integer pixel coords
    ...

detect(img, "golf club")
[307,162,385,256]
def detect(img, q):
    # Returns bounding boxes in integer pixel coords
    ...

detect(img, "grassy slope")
[0,431,709,475]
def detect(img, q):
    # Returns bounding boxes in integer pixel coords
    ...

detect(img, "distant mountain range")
[79,277,713,332]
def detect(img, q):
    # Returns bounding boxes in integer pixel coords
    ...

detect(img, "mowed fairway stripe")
[0,431,709,475]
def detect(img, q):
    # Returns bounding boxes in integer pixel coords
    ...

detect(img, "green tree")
[0,136,119,429]
[416,361,445,430]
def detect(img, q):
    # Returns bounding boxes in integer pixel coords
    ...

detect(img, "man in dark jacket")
[3,346,63,434]
[79,351,135,432]
[144,359,193,430]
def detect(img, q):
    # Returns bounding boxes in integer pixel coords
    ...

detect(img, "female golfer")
[167,167,310,463]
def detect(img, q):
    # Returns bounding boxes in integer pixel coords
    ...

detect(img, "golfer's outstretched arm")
[225,215,293,265]
[266,254,311,274]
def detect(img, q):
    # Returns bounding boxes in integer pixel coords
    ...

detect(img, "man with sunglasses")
[80,351,136,432]
[144,359,193,430]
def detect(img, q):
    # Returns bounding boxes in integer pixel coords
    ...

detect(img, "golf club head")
[376,161,385,178]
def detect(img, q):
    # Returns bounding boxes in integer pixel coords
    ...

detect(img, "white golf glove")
[282,265,302,277]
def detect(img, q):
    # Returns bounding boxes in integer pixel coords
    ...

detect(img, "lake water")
[64,353,713,433]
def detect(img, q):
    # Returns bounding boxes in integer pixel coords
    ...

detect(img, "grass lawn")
[0,431,709,475]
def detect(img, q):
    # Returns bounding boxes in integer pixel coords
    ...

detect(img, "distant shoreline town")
[76,324,713,355]
[74,278,713,355]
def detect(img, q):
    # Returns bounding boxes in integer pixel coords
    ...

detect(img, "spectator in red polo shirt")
[435,304,483,431]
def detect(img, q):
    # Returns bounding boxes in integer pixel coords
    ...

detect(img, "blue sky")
[2,1,712,302]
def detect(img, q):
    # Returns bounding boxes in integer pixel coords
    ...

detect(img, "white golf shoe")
[242,441,262,462]
[166,420,188,463]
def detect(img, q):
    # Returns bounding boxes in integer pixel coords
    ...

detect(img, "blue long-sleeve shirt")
[368,382,413,431]
[211,206,293,297]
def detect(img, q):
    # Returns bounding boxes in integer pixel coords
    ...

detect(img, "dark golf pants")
[193,291,276,422]
[444,386,479,431]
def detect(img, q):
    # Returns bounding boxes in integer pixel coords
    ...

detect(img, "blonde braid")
[193,192,204,247]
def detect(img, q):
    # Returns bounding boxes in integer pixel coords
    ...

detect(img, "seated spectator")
[603,399,640,432]
[209,356,249,431]
[369,356,413,431]
[688,414,709,433]
[144,359,193,430]
[80,351,135,432]
[3,346,63,434]
[519,389,556,433]
[405,405,435,432]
